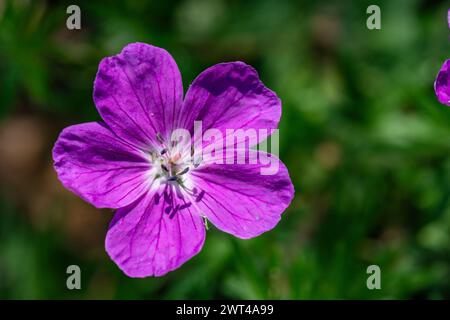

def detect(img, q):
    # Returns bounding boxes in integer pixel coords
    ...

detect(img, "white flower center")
[145,132,200,189]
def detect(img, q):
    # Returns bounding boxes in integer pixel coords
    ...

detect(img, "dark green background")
[0,0,449,299]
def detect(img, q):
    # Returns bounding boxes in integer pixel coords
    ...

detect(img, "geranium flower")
[53,43,294,277]
[435,59,450,106]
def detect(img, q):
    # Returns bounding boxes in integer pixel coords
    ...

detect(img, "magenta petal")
[190,151,294,239]
[180,62,281,145]
[434,59,450,106]
[448,9,450,29]
[53,122,151,208]
[105,188,205,277]
[94,43,184,149]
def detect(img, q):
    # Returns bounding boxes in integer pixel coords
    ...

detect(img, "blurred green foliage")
[0,0,449,299]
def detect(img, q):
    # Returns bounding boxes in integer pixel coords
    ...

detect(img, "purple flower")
[434,59,450,106]
[53,43,294,277]
[448,9,450,29]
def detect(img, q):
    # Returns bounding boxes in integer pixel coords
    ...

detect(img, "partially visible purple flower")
[434,59,450,106]
[448,8,450,29]
[53,43,294,277]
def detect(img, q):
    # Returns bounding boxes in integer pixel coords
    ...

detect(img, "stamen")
[193,157,202,168]
[191,152,202,168]
[156,132,164,144]
[177,167,189,176]
[151,132,197,185]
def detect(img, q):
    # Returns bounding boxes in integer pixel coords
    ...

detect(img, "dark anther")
[195,190,205,202]
[160,148,167,155]
[161,164,169,172]
[177,167,189,176]
[193,156,202,168]
[167,176,178,182]
[179,203,191,210]
[169,205,179,219]
[154,193,160,204]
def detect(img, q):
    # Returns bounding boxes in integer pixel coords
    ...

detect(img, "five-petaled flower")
[53,43,294,277]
